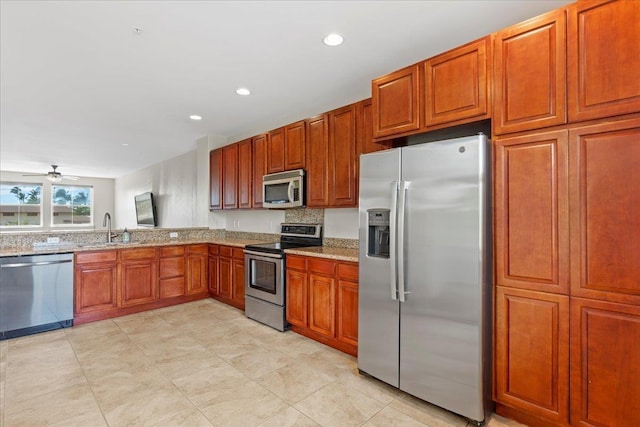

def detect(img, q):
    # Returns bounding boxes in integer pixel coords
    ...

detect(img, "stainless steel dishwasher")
[0,253,74,340]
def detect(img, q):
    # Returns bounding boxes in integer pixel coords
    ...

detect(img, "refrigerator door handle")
[389,181,399,301]
[397,181,409,302]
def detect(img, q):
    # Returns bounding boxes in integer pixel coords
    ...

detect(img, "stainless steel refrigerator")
[358,134,490,424]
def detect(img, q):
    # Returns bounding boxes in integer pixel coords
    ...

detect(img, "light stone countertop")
[0,237,359,263]
[284,246,359,263]
[0,237,270,257]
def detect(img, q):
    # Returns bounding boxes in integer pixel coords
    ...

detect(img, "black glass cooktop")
[244,241,319,255]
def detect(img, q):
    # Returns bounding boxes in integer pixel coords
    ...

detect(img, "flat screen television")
[134,192,158,227]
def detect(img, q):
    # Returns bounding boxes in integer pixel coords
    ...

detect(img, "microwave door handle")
[287,181,295,202]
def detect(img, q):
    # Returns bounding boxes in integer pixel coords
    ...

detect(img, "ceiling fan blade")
[21,173,47,177]
[63,176,80,181]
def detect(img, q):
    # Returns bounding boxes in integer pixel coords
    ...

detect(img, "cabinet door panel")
[209,149,223,210]
[121,261,158,306]
[568,0,640,122]
[232,258,245,309]
[569,119,640,304]
[570,298,640,426]
[286,269,308,328]
[306,114,329,207]
[337,280,358,347]
[75,264,117,313]
[285,121,306,170]
[267,128,285,174]
[372,65,420,138]
[309,273,336,338]
[495,130,569,294]
[223,143,238,209]
[425,37,490,127]
[494,286,569,424]
[252,134,268,208]
[493,8,566,134]
[187,253,207,295]
[218,256,233,299]
[238,138,253,209]
[329,105,357,206]
[208,255,219,295]
[357,99,390,155]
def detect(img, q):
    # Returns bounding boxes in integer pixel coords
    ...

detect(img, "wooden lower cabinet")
[285,254,358,356]
[186,245,208,295]
[212,245,245,310]
[570,298,640,427]
[159,246,186,298]
[208,244,219,295]
[494,286,570,425]
[120,247,158,307]
[75,251,118,314]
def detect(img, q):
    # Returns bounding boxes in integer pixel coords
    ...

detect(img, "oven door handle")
[243,250,283,259]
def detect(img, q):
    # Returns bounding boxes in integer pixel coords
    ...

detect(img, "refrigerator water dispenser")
[367,209,390,258]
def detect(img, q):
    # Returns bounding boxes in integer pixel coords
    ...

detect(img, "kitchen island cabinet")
[286,254,358,356]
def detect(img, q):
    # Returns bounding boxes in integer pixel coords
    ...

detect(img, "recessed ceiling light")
[236,88,251,96]
[189,115,202,121]
[121,143,129,147]
[323,33,344,46]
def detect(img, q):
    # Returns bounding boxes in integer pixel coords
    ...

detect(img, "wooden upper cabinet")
[570,297,640,427]
[372,64,421,138]
[306,114,329,207]
[494,129,569,295]
[329,104,358,207]
[568,0,640,122]
[357,99,390,155]
[252,133,268,208]
[493,8,567,135]
[568,118,640,305]
[222,143,238,209]
[424,36,491,128]
[494,286,569,425]
[209,148,223,210]
[267,127,285,173]
[237,138,252,209]
[284,120,306,170]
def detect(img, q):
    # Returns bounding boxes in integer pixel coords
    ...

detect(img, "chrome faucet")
[103,212,116,243]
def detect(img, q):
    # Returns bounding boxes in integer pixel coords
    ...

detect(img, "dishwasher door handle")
[1,259,73,269]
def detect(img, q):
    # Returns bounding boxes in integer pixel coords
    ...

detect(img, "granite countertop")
[284,246,359,263]
[0,237,271,257]
[0,237,360,263]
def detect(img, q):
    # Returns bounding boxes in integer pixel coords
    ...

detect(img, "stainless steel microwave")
[262,169,305,208]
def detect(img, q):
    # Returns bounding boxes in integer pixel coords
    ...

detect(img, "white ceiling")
[1,0,571,179]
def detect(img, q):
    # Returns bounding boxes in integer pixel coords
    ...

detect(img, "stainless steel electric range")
[243,223,322,331]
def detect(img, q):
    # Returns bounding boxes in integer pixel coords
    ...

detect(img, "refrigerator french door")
[358,134,489,423]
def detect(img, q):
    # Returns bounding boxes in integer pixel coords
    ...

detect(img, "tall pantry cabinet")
[492,1,640,426]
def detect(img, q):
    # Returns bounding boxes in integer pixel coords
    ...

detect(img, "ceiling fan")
[22,165,79,182]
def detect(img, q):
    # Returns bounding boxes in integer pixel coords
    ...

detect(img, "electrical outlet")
[169,232,178,238]
[47,237,60,244]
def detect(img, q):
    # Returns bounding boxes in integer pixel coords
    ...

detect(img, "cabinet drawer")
[76,250,117,264]
[120,247,157,260]
[159,277,185,299]
[232,248,244,259]
[189,244,208,255]
[338,262,358,281]
[160,246,185,257]
[219,246,232,257]
[159,257,185,278]
[309,258,337,276]
[287,255,307,271]
[208,244,219,255]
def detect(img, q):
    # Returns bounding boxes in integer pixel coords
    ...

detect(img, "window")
[0,183,43,227]
[51,185,93,226]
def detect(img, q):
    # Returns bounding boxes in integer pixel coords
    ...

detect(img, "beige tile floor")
[0,299,527,427]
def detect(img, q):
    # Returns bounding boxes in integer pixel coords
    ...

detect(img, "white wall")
[324,208,359,239]
[0,170,114,231]
[114,151,198,229]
